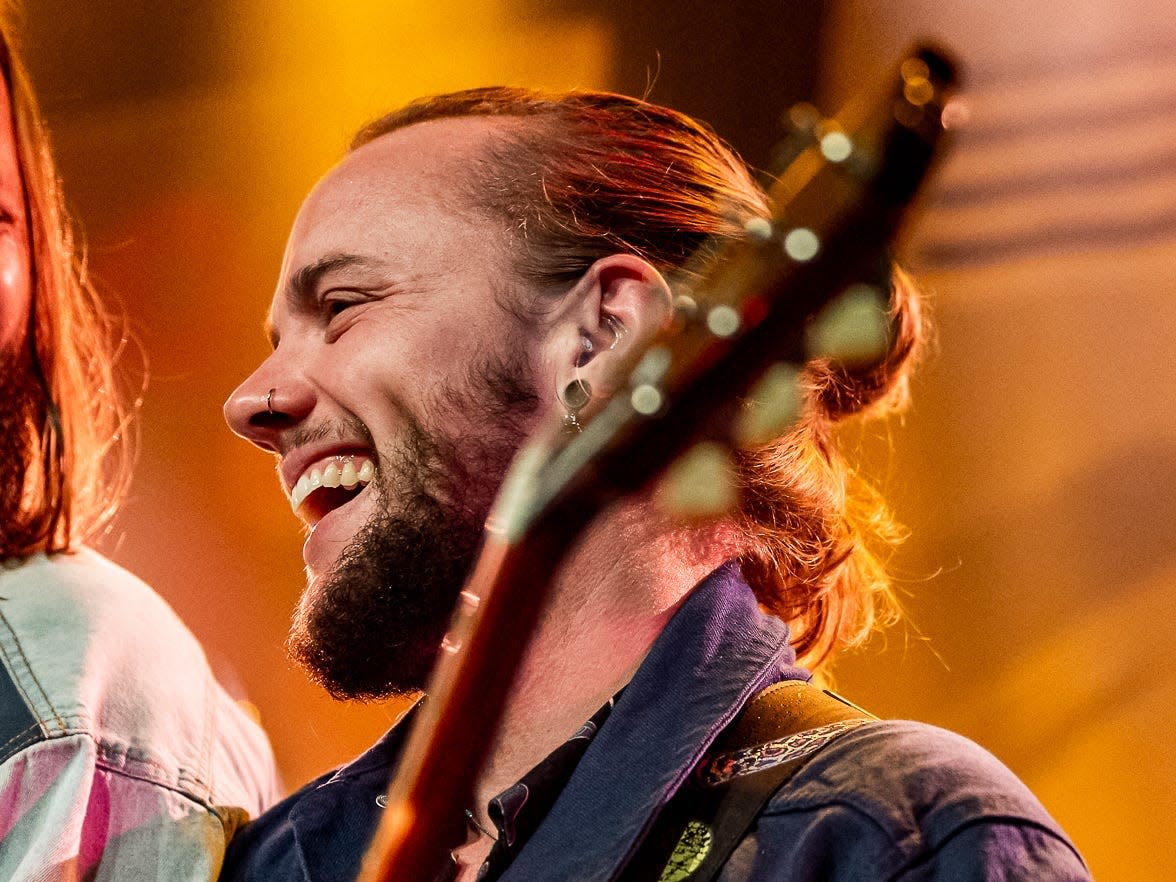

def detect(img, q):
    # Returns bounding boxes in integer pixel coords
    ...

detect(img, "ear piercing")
[603,313,627,349]
[575,334,595,368]
[266,388,276,416]
[560,378,592,433]
[562,317,627,432]
[575,316,627,368]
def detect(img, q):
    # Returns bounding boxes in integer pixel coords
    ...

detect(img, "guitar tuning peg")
[785,102,822,135]
[733,363,802,447]
[805,283,891,366]
[770,102,824,172]
[818,128,854,164]
[657,441,739,520]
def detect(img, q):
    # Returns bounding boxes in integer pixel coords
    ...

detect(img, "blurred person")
[0,17,280,881]
[221,88,1089,880]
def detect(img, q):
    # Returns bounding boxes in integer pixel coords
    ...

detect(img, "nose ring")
[266,388,276,416]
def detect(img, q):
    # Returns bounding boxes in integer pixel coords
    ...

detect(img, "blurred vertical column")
[822,3,1176,880]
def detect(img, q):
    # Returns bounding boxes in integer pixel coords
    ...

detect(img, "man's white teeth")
[322,463,341,488]
[290,456,376,513]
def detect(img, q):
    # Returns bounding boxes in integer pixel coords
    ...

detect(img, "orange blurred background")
[18,2,1175,878]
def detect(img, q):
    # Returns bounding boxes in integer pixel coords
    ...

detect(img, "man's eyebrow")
[265,253,387,347]
[287,253,387,307]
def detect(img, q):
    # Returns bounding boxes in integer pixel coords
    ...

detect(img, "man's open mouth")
[289,455,376,525]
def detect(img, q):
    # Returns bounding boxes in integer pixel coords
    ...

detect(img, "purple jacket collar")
[500,560,805,880]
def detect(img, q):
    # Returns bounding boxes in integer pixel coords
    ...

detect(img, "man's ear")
[555,253,673,404]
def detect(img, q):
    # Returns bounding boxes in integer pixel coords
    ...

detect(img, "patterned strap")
[697,717,870,787]
[617,681,876,882]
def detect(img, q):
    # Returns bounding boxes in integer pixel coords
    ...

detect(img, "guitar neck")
[358,492,594,880]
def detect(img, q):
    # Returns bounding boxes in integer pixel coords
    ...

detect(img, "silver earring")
[266,388,276,416]
[575,334,594,368]
[560,378,592,433]
[604,314,626,350]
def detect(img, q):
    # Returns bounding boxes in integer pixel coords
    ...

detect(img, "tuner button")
[819,130,853,163]
[631,384,664,416]
[658,441,739,520]
[743,217,774,242]
[785,101,822,134]
[892,98,925,130]
[734,363,802,447]
[900,57,931,82]
[806,284,891,365]
[633,345,673,385]
[706,304,741,338]
[783,228,820,262]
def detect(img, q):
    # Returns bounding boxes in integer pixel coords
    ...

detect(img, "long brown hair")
[0,20,133,560]
[353,87,923,668]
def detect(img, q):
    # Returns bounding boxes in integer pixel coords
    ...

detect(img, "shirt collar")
[479,696,618,880]
[499,560,804,881]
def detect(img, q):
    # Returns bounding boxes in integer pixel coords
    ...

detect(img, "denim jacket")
[222,562,1089,881]
[0,549,282,880]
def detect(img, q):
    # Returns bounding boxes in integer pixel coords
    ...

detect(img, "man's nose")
[223,365,313,453]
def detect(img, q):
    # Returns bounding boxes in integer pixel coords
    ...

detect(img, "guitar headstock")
[493,45,961,537]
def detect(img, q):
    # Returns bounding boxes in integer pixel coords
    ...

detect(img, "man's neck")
[468,502,735,818]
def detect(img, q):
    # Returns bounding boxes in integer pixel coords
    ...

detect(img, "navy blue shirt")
[221,563,1089,881]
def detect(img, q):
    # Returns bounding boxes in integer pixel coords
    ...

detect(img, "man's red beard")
[287,351,539,701]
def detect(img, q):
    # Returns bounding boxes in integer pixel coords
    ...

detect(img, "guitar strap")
[618,680,877,882]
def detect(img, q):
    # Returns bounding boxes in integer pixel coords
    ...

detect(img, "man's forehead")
[266,115,515,334]
[311,115,507,211]
[282,115,509,262]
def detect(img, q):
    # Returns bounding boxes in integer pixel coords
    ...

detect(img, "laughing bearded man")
[220,88,1090,882]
